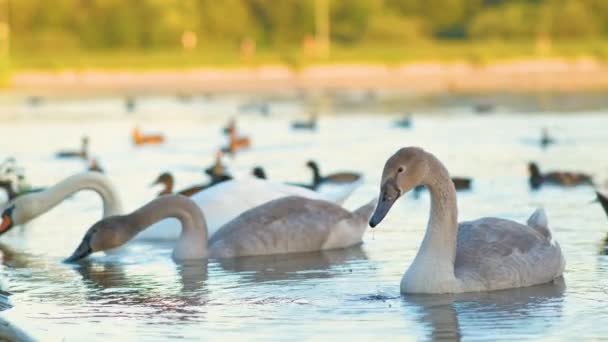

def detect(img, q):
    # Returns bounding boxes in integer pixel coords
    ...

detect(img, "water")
[0,93,607,340]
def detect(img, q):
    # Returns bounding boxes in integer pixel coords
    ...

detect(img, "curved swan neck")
[17,172,122,222]
[128,195,208,259]
[411,153,459,275]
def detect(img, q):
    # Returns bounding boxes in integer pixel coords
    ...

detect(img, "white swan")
[369,147,565,294]
[65,194,376,261]
[0,173,358,241]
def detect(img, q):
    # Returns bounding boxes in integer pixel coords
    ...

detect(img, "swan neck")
[129,195,208,259]
[413,154,459,274]
[18,172,122,223]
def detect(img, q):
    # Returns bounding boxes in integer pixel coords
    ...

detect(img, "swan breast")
[454,217,565,292]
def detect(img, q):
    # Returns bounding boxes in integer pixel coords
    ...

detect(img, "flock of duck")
[1,112,605,300]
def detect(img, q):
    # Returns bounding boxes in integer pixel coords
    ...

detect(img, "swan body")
[138,177,356,240]
[66,195,376,261]
[370,147,565,294]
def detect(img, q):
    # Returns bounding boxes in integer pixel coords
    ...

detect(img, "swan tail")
[527,208,551,240]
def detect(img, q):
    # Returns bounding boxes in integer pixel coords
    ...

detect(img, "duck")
[87,158,104,173]
[393,115,413,128]
[540,128,555,149]
[222,118,236,135]
[252,162,363,197]
[56,136,89,159]
[221,129,250,155]
[0,172,356,241]
[528,162,593,190]
[203,151,233,184]
[413,177,472,197]
[0,179,43,203]
[65,194,376,262]
[151,172,208,197]
[369,147,565,294]
[124,96,136,113]
[251,166,312,189]
[132,126,165,146]
[291,113,318,130]
[306,160,362,189]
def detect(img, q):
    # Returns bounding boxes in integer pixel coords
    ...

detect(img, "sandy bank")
[10,58,608,94]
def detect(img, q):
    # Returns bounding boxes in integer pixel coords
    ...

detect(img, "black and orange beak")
[0,206,15,235]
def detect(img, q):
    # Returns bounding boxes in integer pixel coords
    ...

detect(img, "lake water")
[0,92,606,340]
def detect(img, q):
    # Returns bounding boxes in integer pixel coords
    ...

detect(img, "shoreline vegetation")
[6,40,608,93]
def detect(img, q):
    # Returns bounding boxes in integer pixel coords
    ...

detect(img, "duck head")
[370,147,429,227]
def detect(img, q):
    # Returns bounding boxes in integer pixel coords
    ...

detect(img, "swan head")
[65,216,133,262]
[0,195,41,235]
[370,147,429,227]
[0,205,16,235]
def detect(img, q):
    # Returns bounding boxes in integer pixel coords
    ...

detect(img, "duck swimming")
[132,126,165,146]
[66,194,375,262]
[204,151,232,184]
[291,113,318,130]
[528,162,593,190]
[56,136,88,159]
[306,161,362,189]
[369,147,565,294]
[151,172,208,197]
[413,177,472,198]
[221,129,250,155]
[540,128,555,149]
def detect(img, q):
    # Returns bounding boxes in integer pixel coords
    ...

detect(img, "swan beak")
[0,216,11,234]
[65,237,93,263]
[369,184,400,227]
[0,205,15,235]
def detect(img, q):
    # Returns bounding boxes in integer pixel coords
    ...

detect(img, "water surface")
[0,93,606,340]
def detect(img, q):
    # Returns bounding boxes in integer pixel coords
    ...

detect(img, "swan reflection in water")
[402,278,566,341]
[217,245,368,283]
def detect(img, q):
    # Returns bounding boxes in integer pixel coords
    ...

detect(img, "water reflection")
[217,246,368,283]
[403,279,566,341]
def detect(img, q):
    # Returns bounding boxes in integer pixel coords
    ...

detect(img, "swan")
[0,172,358,241]
[369,147,565,294]
[0,172,123,237]
[65,194,376,262]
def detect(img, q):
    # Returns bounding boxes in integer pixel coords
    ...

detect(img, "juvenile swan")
[369,147,565,294]
[66,194,376,261]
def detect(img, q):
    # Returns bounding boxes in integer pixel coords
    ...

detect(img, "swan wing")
[454,217,564,291]
[208,196,363,258]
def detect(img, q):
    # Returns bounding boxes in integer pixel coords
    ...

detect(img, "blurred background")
[0,0,608,90]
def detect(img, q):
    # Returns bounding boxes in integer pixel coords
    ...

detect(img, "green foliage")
[3,0,608,71]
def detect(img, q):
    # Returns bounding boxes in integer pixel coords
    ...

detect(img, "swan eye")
[397,167,404,173]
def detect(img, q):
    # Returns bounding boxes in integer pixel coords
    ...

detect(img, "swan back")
[453,216,564,292]
[208,196,371,258]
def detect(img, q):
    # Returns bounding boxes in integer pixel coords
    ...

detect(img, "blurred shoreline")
[9,58,608,94]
